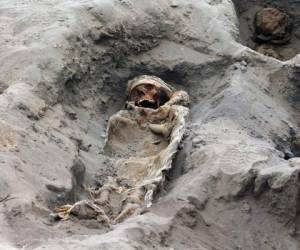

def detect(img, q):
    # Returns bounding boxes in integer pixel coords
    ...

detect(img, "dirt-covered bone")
[53,75,189,224]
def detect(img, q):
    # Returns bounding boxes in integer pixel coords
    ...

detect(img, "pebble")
[241,202,251,213]
[48,213,60,222]
[170,0,179,8]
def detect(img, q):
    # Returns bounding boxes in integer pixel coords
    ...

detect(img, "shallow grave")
[53,75,189,224]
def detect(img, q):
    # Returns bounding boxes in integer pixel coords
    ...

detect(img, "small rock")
[79,143,92,152]
[241,60,247,67]
[170,1,179,8]
[65,110,77,120]
[49,213,61,222]
[192,137,206,148]
[46,183,66,193]
[241,202,252,213]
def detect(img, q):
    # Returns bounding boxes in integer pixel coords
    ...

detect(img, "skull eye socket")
[137,90,145,96]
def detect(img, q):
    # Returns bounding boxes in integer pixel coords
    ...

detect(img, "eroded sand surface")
[0,0,300,249]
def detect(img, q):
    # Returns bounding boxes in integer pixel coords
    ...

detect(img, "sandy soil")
[0,0,300,249]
